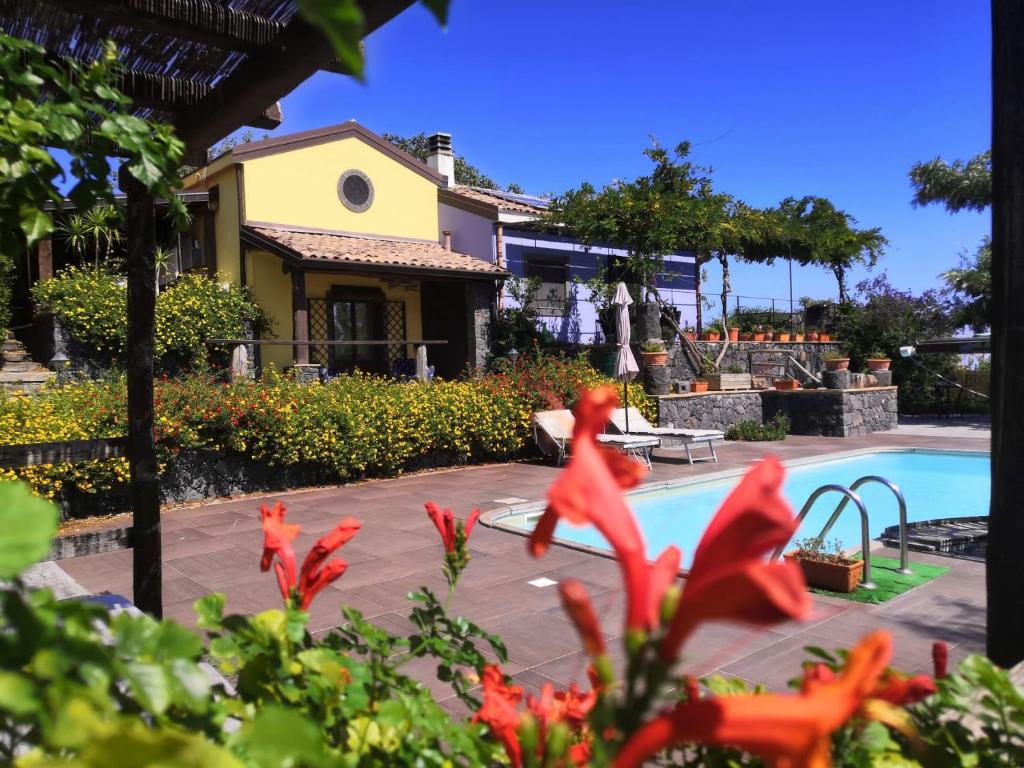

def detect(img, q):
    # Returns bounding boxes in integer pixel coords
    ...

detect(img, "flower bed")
[0,357,653,510]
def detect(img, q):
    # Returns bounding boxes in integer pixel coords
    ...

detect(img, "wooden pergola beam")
[40,0,284,53]
[101,66,282,130]
[175,0,415,155]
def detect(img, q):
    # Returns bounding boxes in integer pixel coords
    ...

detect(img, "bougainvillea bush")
[32,268,268,371]
[0,388,1020,766]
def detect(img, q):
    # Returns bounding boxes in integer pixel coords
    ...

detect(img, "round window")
[337,169,374,212]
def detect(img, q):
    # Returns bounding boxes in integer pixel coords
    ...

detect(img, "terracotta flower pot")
[774,378,799,390]
[703,331,721,342]
[691,380,710,393]
[824,358,850,371]
[764,331,774,341]
[727,327,740,342]
[642,351,669,366]
[794,333,805,342]
[807,331,820,342]
[684,331,697,342]
[739,332,753,342]
[819,333,832,342]
[785,552,864,593]
[867,358,891,371]
[753,332,766,342]
[776,332,791,342]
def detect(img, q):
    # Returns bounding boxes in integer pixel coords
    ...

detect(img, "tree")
[382,132,520,191]
[988,0,1024,668]
[941,239,991,332]
[909,150,992,213]
[748,196,887,302]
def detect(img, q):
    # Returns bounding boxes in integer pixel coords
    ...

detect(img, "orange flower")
[559,580,607,658]
[660,457,811,662]
[871,672,937,705]
[260,502,301,602]
[473,665,524,768]
[616,631,894,768]
[426,502,480,553]
[529,387,650,633]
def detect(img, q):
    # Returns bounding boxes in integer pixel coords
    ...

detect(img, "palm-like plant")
[57,213,90,264]
[153,246,171,295]
[82,205,122,268]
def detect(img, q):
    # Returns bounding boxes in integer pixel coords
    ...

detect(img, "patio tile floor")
[57,426,989,702]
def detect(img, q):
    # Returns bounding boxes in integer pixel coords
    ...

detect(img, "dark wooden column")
[987,0,1024,666]
[119,166,162,618]
[37,235,53,281]
[291,267,309,365]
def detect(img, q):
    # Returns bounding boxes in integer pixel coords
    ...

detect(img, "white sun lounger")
[532,409,660,469]
[609,407,724,464]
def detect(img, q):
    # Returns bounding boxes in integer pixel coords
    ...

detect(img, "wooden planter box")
[785,553,864,593]
[705,373,752,391]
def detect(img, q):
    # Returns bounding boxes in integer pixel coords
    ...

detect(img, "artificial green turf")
[808,555,949,604]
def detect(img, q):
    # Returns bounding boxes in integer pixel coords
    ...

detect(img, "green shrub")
[32,268,268,370]
[725,413,790,441]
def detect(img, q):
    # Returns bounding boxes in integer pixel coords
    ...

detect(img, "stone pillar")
[290,268,308,365]
[643,363,671,395]
[37,235,53,281]
[466,281,493,369]
[636,300,661,343]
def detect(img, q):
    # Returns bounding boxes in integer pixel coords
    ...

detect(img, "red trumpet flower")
[259,502,360,611]
[617,631,894,768]
[558,580,607,659]
[529,386,651,633]
[871,672,938,706]
[932,640,949,679]
[426,502,480,552]
[660,456,811,662]
[473,665,524,768]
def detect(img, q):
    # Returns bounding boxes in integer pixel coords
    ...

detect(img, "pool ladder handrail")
[816,476,912,575]
[771,484,878,590]
[771,475,912,591]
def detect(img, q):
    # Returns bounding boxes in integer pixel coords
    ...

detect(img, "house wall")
[241,136,440,240]
[500,230,698,344]
[208,167,241,284]
[438,202,495,263]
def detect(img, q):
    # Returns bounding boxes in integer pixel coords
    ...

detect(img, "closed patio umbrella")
[611,282,640,433]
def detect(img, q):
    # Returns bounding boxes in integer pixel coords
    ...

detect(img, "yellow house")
[179,121,506,377]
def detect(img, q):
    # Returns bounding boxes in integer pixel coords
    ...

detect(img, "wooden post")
[291,267,309,364]
[987,0,1024,667]
[37,235,53,281]
[119,167,162,618]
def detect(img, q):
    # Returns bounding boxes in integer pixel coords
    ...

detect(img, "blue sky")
[240,0,991,310]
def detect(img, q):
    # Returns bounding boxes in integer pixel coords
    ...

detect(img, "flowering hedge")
[32,268,268,369]
[0,388,1019,766]
[0,372,532,501]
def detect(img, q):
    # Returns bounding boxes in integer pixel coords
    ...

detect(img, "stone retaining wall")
[657,386,899,438]
[665,341,844,386]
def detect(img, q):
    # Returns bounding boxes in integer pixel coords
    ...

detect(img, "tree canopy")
[383,132,523,193]
[909,150,992,213]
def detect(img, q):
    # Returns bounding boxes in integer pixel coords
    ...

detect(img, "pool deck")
[57,424,990,707]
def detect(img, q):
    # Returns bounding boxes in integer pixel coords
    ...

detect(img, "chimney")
[426,132,455,188]
[442,230,452,250]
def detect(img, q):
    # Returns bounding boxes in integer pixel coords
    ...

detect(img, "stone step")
[2,350,28,363]
[0,360,39,373]
[0,370,56,385]
[1,340,25,353]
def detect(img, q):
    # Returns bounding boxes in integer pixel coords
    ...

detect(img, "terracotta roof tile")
[246,226,507,277]
[450,186,549,215]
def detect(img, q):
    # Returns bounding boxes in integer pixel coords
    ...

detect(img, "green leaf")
[298,0,365,79]
[234,706,325,765]
[0,670,38,715]
[18,203,54,245]
[419,0,451,25]
[194,592,225,629]
[123,661,171,714]
[0,481,59,578]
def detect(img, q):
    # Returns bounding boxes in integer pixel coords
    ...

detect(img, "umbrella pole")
[624,379,630,433]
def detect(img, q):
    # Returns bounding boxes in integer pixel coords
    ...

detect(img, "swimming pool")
[498,449,990,567]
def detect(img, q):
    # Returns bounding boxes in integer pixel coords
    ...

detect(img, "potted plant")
[784,537,864,593]
[739,331,753,342]
[774,378,799,391]
[867,351,891,371]
[683,325,697,342]
[763,326,774,341]
[794,331,805,342]
[640,338,669,366]
[690,378,710,393]
[702,320,722,342]
[726,323,740,342]
[776,330,791,342]
[823,352,850,371]
[819,331,832,343]
[806,328,820,342]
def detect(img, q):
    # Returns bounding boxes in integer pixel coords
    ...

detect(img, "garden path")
[58,428,990,710]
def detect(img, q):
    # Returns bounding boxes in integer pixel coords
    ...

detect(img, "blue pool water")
[510,450,990,567]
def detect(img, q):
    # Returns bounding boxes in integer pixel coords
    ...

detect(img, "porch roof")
[242,224,509,279]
